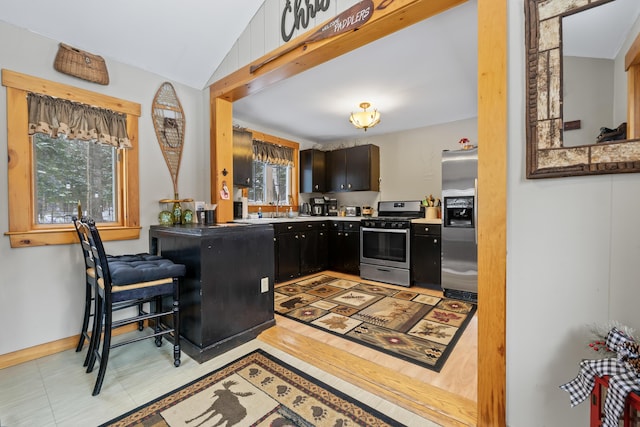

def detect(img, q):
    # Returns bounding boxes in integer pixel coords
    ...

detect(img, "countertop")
[411,218,443,225]
[233,216,443,225]
[150,222,265,235]
[233,216,366,224]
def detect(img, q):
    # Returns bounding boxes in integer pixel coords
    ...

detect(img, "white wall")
[241,115,476,210]
[507,1,640,426]
[208,0,361,86]
[563,56,614,147]
[0,21,210,355]
[309,118,477,208]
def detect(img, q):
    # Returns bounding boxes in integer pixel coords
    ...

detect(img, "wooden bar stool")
[72,217,145,366]
[78,218,185,395]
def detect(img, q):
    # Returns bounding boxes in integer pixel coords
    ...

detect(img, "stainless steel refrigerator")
[441,148,477,302]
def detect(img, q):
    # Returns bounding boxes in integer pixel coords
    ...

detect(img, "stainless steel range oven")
[360,201,423,287]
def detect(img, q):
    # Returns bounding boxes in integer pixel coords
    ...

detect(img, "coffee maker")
[327,198,338,216]
[310,197,327,216]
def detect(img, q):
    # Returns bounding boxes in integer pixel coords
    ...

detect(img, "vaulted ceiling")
[0,0,264,89]
[2,0,637,143]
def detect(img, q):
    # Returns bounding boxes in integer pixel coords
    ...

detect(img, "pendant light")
[349,102,381,131]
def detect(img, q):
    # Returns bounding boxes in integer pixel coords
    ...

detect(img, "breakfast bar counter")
[149,223,275,362]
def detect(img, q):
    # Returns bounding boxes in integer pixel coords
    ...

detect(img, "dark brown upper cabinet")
[233,128,253,187]
[326,144,380,192]
[299,149,326,193]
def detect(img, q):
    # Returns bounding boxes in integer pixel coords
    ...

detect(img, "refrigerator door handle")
[474,177,478,244]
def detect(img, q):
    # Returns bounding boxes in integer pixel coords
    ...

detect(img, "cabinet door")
[300,228,319,275]
[426,235,441,285]
[342,223,360,275]
[273,234,279,283]
[327,221,360,274]
[275,232,300,281]
[317,226,328,270]
[326,149,347,191]
[346,144,380,191]
[300,149,326,193]
[233,129,253,187]
[328,228,342,271]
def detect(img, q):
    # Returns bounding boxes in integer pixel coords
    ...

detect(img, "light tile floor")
[0,331,438,426]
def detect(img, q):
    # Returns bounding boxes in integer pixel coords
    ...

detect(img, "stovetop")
[376,200,423,216]
[360,201,424,228]
[361,217,413,229]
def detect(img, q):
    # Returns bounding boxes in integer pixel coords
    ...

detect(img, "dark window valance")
[27,92,131,149]
[253,139,293,166]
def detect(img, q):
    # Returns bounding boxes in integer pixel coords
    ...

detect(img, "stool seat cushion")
[107,254,185,286]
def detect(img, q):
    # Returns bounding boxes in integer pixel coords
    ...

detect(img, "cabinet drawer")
[273,222,307,234]
[303,221,327,231]
[329,220,360,232]
[273,221,327,234]
[412,224,441,236]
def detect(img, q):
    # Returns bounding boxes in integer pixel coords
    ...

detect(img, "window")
[249,161,291,205]
[34,133,117,224]
[2,69,141,248]
[244,131,299,210]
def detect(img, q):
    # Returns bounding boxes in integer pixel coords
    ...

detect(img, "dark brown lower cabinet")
[411,223,442,290]
[328,220,360,275]
[274,224,301,282]
[300,222,328,275]
[274,221,328,282]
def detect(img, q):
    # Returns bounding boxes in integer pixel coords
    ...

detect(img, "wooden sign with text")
[252,0,374,74]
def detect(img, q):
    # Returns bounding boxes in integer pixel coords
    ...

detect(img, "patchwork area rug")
[275,274,476,372]
[100,349,401,427]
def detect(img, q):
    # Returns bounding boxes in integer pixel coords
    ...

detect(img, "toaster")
[344,206,360,217]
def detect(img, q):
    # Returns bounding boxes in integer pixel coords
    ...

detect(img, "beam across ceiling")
[209,0,466,103]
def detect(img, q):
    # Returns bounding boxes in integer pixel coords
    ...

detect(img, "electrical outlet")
[261,277,269,293]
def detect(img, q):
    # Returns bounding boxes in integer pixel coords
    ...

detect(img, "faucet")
[269,200,280,218]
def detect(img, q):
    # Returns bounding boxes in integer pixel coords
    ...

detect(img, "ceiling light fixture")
[349,102,380,131]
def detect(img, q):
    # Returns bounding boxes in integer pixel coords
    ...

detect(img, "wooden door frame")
[208,0,507,425]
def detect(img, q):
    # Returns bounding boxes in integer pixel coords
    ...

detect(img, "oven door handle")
[361,227,409,234]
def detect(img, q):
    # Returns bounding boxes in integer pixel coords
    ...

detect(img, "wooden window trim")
[2,69,141,248]
[625,31,640,139]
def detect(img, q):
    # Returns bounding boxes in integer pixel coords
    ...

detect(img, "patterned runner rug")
[275,274,476,372]
[100,349,402,427]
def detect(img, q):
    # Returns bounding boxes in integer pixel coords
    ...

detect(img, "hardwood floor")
[260,271,478,426]
[0,270,477,426]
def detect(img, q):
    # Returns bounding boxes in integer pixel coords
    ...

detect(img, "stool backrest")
[78,218,113,299]
[72,216,95,277]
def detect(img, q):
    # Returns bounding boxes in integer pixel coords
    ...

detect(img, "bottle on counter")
[258,207,262,218]
[172,195,182,225]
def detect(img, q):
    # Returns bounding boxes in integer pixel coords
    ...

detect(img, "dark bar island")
[149,223,274,363]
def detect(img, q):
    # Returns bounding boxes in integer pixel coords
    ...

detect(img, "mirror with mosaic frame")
[525,0,640,178]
